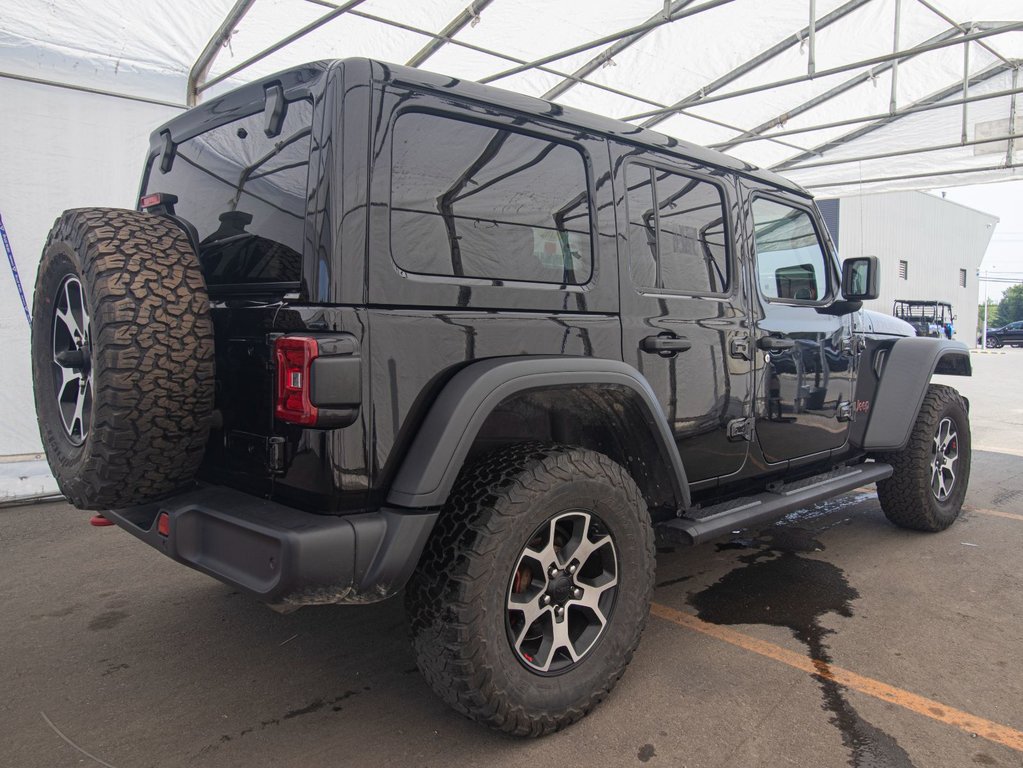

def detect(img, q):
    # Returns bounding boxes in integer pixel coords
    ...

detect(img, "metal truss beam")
[641,0,873,129]
[800,161,1023,190]
[710,84,1022,148]
[479,0,736,85]
[200,0,367,95]
[778,131,1023,171]
[771,62,1014,171]
[625,20,1023,122]
[303,0,811,154]
[914,0,1013,65]
[406,0,495,68]
[541,0,699,101]
[188,0,257,106]
[711,28,961,152]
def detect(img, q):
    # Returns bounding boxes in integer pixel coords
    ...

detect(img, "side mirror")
[842,256,880,301]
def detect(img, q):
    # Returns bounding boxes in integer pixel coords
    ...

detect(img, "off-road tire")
[31,208,215,509]
[876,384,970,532]
[405,443,655,736]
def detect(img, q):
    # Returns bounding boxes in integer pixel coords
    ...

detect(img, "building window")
[898,260,908,280]
[959,268,967,287]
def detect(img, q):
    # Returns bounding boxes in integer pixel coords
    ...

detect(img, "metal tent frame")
[145,0,1023,193]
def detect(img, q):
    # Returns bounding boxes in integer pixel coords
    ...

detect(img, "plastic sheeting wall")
[0,77,180,456]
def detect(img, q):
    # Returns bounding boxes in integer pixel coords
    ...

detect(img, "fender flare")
[385,356,691,510]
[861,337,971,451]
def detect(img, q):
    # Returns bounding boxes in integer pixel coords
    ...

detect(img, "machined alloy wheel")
[406,443,655,736]
[507,510,618,674]
[930,417,959,501]
[51,275,92,445]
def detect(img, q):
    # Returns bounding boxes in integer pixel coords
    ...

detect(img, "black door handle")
[757,335,796,351]
[641,334,692,356]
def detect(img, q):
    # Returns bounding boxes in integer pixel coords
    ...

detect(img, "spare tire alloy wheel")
[508,510,618,674]
[31,208,215,510]
[51,275,92,445]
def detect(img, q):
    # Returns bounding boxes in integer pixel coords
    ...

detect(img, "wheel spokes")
[507,509,619,674]
[51,276,92,445]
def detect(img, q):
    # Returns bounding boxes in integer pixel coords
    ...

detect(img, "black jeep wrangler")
[31,59,972,736]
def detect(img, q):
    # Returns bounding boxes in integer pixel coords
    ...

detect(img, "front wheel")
[877,384,971,531]
[405,444,654,736]
[986,336,1003,348]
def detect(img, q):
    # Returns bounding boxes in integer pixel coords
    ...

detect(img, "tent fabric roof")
[2,0,1022,196]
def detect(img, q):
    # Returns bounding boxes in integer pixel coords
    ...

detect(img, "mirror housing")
[842,256,880,301]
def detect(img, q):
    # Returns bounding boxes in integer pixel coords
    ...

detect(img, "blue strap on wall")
[0,210,31,326]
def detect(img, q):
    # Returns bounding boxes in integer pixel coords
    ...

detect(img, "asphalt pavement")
[2,352,1022,768]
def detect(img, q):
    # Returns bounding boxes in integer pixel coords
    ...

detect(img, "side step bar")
[659,462,893,545]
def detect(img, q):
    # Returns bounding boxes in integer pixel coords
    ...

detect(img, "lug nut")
[572,587,582,599]
[567,563,577,575]
[548,565,559,578]
[541,594,552,606]
[554,605,563,616]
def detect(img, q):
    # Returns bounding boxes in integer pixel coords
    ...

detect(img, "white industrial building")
[818,191,997,345]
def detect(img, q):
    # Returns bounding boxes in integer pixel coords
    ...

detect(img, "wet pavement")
[3,355,1023,767]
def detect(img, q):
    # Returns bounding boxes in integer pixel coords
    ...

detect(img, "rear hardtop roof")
[153,57,810,199]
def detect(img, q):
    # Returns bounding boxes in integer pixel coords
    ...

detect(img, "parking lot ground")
[3,354,1023,768]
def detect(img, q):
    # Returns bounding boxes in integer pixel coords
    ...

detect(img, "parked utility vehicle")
[32,59,972,736]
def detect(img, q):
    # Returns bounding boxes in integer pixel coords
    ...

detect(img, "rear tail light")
[275,336,319,426]
[157,512,170,537]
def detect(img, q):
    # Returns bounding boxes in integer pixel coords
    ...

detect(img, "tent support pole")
[187,0,256,106]
[769,62,1014,171]
[715,81,1019,148]
[802,161,1023,189]
[640,0,872,128]
[780,132,1023,171]
[889,0,901,113]
[1008,68,1020,167]
[962,38,970,144]
[624,20,1023,121]
[405,0,494,68]
[542,0,698,101]
[807,0,816,76]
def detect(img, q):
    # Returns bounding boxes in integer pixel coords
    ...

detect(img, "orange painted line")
[650,602,1023,753]
[967,507,1023,523]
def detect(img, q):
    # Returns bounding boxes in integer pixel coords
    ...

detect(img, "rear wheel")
[876,384,970,532]
[405,443,654,736]
[986,336,1003,348]
[31,208,215,509]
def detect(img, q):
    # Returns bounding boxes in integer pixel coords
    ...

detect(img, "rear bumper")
[106,485,438,610]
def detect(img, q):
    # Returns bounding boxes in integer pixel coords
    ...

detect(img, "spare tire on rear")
[31,208,215,510]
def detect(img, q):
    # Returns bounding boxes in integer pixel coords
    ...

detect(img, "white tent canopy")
[1,0,1021,459]
[3,0,1022,194]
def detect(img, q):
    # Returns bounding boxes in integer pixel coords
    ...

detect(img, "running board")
[659,463,893,545]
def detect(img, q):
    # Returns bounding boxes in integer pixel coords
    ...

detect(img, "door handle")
[757,335,796,351]
[641,334,692,356]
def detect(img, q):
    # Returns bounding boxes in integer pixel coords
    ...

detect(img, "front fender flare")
[385,356,690,510]
[861,337,971,451]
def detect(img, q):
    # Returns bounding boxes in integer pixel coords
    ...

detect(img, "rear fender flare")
[385,356,691,510]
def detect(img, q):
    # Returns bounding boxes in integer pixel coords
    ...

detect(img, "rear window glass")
[389,111,593,285]
[145,98,312,289]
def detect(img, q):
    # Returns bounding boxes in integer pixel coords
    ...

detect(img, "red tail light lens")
[275,336,319,426]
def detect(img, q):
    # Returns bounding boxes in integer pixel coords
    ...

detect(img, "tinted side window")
[390,112,592,285]
[752,198,828,302]
[146,99,312,288]
[625,164,730,295]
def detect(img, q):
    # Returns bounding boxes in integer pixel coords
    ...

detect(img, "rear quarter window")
[389,111,593,286]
